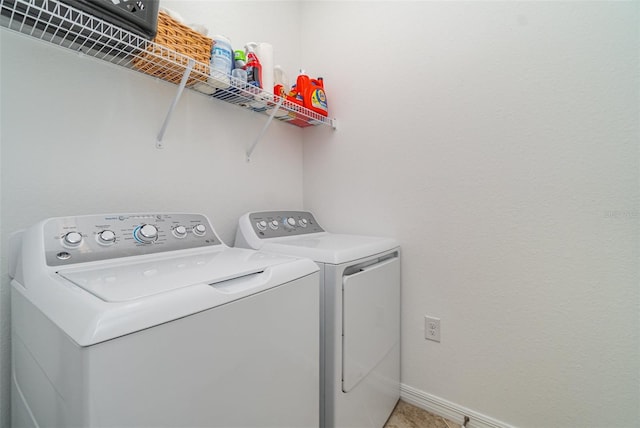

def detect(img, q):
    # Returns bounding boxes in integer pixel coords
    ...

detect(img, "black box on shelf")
[1,0,158,40]
[60,0,158,39]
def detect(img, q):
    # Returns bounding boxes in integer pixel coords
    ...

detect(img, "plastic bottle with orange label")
[304,77,328,117]
[289,71,329,117]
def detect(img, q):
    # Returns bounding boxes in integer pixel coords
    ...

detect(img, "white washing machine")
[235,211,401,428]
[9,212,320,428]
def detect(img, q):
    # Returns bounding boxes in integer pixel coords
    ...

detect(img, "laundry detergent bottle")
[284,70,307,107]
[299,73,328,117]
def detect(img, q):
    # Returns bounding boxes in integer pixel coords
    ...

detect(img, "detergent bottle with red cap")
[304,76,328,117]
[284,70,306,107]
[292,70,328,117]
[305,77,329,116]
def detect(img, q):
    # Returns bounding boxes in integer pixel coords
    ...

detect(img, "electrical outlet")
[424,316,441,342]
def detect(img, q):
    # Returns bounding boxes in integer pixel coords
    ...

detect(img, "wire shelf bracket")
[246,96,285,162]
[156,59,194,149]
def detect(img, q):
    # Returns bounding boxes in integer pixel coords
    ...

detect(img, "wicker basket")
[132,12,213,85]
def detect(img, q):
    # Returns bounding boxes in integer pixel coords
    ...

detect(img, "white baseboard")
[400,384,514,428]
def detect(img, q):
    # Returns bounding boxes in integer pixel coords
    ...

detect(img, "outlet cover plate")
[425,316,441,342]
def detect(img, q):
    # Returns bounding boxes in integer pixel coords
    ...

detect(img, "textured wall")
[301,2,639,427]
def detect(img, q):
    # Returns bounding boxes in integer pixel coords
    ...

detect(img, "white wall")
[0,2,307,426]
[301,1,639,427]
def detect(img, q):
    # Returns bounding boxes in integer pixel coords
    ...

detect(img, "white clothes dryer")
[235,210,401,428]
[9,212,320,428]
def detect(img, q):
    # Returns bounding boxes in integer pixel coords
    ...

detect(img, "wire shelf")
[0,0,335,129]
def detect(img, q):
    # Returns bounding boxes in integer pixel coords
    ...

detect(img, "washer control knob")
[286,217,297,227]
[135,224,158,243]
[63,231,83,247]
[299,218,308,227]
[173,225,187,238]
[256,221,268,231]
[193,224,207,236]
[270,220,279,229]
[97,230,116,245]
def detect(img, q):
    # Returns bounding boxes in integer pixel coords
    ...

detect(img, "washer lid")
[260,233,399,265]
[20,247,318,346]
[57,247,285,302]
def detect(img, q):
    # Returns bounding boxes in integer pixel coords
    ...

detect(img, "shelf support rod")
[156,59,195,149]
[246,96,285,162]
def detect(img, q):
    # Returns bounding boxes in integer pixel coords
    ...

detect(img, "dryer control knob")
[173,225,187,238]
[135,224,158,243]
[63,231,83,247]
[193,224,207,236]
[97,230,116,245]
[286,217,297,227]
[257,221,267,231]
[270,220,279,230]
[299,218,308,227]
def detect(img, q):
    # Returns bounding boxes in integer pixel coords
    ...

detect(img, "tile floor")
[384,400,462,428]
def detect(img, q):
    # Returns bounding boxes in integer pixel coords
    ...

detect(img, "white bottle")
[255,42,274,97]
[267,65,290,118]
[209,35,233,89]
[274,65,289,94]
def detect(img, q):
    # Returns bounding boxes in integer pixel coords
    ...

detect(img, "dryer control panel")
[248,211,324,239]
[43,213,222,266]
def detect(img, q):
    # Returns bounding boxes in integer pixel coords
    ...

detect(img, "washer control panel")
[44,213,222,266]
[249,211,324,239]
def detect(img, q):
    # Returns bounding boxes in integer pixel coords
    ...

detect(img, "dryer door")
[342,255,400,392]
